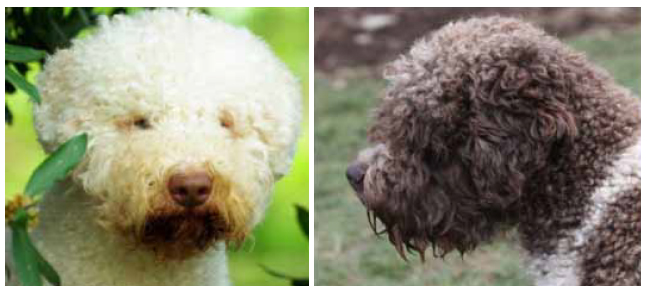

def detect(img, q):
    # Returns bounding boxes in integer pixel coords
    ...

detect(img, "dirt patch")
[315,7,640,72]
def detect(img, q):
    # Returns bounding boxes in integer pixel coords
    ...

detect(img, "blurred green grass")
[314,28,640,285]
[4,7,308,286]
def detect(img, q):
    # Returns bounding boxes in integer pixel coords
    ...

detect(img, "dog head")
[34,9,301,259]
[347,17,582,259]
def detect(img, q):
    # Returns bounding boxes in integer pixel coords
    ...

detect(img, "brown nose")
[167,171,213,208]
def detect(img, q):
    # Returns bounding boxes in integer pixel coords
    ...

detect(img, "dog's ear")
[474,45,578,144]
[460,49,581,208]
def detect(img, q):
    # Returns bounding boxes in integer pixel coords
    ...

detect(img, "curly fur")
[348,16,640,285]
[8,9,301,285]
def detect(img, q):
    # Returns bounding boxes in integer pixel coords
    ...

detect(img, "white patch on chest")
[528,139,641,285]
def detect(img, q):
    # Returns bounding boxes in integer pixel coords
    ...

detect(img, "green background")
[5,7,309,285]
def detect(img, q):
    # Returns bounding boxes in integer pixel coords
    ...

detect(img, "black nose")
[346,163,366,192]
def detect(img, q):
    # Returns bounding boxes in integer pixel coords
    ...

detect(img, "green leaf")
[296,205,308,239]
[5,44,46,62]
[260,264,308,285]
[9,209,42,286]
[24,133,88,197]
[9,209,62,286]
[291,279,309,286]
[34,250,61,286]
[5,65,41,103]
[6,104,13,125]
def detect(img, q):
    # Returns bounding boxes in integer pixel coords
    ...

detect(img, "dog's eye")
[133,117,151,130]
[219,111,235,129]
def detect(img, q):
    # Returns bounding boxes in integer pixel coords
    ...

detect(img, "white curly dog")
[7,9,301,285]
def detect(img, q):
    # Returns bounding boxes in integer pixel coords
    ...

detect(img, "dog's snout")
[346,163,366,192]
[168,171,213,208]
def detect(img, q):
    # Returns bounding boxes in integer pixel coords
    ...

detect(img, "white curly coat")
[7,9,301,285]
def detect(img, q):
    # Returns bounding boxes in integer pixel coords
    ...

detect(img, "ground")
[314,28,640,285]
[314,8,640,72]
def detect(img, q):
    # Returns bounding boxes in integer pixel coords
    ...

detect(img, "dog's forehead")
[38,10,297,114]
[34,10,301,156]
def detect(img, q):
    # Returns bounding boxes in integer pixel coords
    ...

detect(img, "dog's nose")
[167,171,213,208]
[346,163,366,193]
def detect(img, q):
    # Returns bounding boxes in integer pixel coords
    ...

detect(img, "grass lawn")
[313,28,640,286]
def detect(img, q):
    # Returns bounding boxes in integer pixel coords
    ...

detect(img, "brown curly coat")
[347,16,640,285]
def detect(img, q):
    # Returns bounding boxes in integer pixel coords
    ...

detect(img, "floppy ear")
[458,45,580,208]
[474,44,578,143]
[461,107,576,209]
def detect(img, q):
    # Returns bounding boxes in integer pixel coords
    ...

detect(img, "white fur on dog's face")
[33,9,301,257]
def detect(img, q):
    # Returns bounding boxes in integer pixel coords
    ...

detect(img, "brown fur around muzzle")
[122,174,254,260]
[348,16,583,260]
[141,208,239,260]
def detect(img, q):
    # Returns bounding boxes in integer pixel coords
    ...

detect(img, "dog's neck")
[26,180,230,285]
[519,89,640,284]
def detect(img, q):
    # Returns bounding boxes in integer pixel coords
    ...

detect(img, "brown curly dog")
[347,16,640,285]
